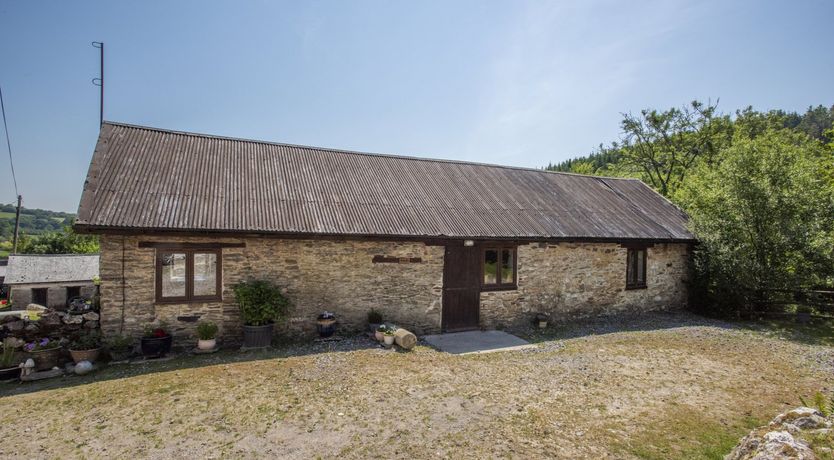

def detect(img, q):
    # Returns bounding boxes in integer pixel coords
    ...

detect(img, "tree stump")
[393,328,417,350]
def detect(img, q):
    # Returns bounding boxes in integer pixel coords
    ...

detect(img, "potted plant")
[367,309,383,333]
[68,332,103,363]
[0,338,22,381]
[140,324,173,359]
[233,280,291,348]
[106,335,134,362]
[375,324,386,342]
[196,321,219,351]
[316,311,337,338]
[535,312,550,329]
[23,337,62,371]
[382,326,396,347]
[0,299,10,310]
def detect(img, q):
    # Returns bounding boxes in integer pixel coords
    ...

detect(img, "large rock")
[4,320,24,332]
[62,314,83,325]
[26,304,47,311]
[82,312,100,321]
[726,407,828,460]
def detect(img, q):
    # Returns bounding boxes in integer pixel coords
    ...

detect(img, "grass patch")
[620,408,762,460]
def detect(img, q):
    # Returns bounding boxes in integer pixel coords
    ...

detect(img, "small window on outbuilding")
[626,247,647,290]
[66,286,81,305]
[32,288,48,306]
[482,246,517,291]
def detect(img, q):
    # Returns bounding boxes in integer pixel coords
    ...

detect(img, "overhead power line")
[0,85,19,197]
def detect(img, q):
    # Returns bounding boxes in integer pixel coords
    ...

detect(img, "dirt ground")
[1,312,832,459]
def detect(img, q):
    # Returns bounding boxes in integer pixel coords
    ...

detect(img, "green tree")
[15,227,99,254]
[617,100,733,197]
[679,128,834,315]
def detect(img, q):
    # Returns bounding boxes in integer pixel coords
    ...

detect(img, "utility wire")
[0,85,19,197]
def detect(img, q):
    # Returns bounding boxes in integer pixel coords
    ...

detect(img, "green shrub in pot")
[233,280,292,348]
[196,321,219,351]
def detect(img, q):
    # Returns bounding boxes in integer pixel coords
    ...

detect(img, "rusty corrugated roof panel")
[75,122,695,241]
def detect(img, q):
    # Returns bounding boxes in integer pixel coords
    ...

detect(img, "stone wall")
[99,235,444,344]
[479,242,689,329]
[9,284,97,310]
[99,235,689,344]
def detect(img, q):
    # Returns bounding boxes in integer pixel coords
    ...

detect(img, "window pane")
[501,249,514,284]
[193,252,217,297]
[627,249,635,285]
[484,249,498,284]
[161,253,186,297]
[636,250,645,283]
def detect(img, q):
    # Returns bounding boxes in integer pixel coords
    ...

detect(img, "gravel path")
[1,312,832,459]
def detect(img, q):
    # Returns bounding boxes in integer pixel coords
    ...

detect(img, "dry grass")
[1,312,831,459]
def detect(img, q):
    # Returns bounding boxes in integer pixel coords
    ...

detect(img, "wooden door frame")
[441,242,481,332]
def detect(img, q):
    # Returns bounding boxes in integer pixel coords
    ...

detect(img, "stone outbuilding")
[75,122,695,343]
[4,254,99,309]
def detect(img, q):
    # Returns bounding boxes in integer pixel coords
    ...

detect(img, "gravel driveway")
[1,311,832,459]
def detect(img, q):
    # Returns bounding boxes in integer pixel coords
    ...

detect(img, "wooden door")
[442,244,481,331]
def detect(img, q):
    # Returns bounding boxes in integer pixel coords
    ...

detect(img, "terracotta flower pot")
[374,331,384,342]
[69,347,101,364]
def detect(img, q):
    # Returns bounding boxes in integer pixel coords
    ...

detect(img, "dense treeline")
[547,104,834,176]
[0,204,74,241]
[0,206,97,256]
[545,102,834,317]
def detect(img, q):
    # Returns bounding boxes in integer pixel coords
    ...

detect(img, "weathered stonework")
[9,284,96,310]
[479,242,689,329]
[99,235,689,345]
[99,235,444,344]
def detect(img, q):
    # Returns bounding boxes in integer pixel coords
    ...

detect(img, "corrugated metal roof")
[4,254,100,285]
[75,122,695,242]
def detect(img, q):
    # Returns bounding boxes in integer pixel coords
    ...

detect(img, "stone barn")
[74,122,694,343]
[4,254,99,309]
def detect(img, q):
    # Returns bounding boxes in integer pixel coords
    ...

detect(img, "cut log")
[393,328,417,350]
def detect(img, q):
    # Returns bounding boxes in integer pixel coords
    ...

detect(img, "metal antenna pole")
[12,194,21,254]
[92,41,104,125]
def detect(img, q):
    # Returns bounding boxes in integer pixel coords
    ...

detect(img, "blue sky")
[1,0,832,212]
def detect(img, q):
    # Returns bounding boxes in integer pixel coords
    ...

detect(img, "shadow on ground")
[4,310,831,398]
[0,334,387,398]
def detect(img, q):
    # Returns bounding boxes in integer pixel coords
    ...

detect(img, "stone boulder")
[726,407,830,460]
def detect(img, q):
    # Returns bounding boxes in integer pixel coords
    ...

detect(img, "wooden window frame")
[481,245,518,291]
[625,247,648,290]
[155,248,222,304]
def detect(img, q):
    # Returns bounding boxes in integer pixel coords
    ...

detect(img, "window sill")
[155,297,222,305]
[481,285,518,292]
[625,285,647,291]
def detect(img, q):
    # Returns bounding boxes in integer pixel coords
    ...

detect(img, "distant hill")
[0,203,74,242]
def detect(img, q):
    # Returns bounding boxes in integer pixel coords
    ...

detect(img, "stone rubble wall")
[99,235,444,344]
[0,307,100,343]
[98,235,689,345]
[8,285,96,310]
[480,242,690,329]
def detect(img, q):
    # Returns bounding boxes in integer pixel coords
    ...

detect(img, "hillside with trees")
[545,102,834,316]
[0,205,98,257]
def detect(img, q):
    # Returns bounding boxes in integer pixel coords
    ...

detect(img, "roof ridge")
[102,121,639,182]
